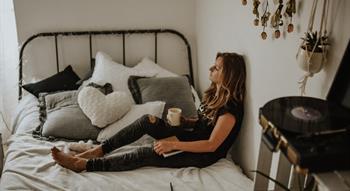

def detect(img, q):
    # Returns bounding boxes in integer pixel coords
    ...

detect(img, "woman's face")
[209,57,224,84]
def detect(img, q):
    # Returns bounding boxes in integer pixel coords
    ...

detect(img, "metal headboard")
[18,29,193,100]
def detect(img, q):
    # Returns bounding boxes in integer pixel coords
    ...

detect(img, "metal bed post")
[122,32,126,66]
[89,34,93,69]
[54,35,59,72]
[154,32,158,63]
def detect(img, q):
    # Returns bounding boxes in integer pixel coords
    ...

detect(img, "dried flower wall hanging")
[242,0,297,40]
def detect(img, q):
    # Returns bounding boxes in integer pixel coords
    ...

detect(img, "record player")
[259,41,350,173]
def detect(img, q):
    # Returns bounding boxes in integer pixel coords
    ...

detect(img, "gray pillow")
[35,90,100,141]
[128,76,197,118]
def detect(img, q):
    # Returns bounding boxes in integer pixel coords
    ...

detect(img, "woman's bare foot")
[51,147,87,172]
[76,145,104,159]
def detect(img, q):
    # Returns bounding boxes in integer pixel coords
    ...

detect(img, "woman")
[52,52,246,172]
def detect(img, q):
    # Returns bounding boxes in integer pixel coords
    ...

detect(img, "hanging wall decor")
[296,0,330,96]
[242,0,296,40]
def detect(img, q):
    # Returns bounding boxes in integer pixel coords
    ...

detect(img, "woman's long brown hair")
[201,52,246,124]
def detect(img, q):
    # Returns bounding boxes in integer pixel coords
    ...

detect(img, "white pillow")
[96,51,113,61]
[90,52,157,99]
[134,57,201,109]
[97,101,165,142]
[78,86,133,128]
[133,57,178,77]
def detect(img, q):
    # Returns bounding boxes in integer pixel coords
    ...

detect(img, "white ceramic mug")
[167,108,182,126]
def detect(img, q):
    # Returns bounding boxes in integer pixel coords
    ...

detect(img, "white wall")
[195,0,350,179]
[10,0,196,130]
[0,0,19,130]
[13,0,196,81]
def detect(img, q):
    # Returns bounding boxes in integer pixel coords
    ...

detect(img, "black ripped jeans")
[86,114,220,172]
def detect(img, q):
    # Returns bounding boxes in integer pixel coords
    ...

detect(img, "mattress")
[0,95,253,191]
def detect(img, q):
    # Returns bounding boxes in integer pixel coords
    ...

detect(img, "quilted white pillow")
[90,52,157,100]
[97,101,165,142]
[78,86,133,128]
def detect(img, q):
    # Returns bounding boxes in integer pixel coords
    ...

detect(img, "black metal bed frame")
[18,29,194,100]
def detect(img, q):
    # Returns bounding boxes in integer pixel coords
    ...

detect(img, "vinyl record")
[260,96,350,134]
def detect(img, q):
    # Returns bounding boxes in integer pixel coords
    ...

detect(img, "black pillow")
[128,76,197,118]
[22,65,81,97]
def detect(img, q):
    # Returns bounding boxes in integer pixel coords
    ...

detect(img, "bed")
[0,29,253,191]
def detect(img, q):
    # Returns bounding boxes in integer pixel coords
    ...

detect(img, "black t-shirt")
[195,100,244,158]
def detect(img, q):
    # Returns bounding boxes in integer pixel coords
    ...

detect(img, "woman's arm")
[154,113,236,155]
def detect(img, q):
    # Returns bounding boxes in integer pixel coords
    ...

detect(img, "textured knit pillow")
[128,76,197,118]
[22,65,80,97]
[78,86,133,128]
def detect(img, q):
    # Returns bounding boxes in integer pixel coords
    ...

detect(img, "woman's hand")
[153,141,175,155]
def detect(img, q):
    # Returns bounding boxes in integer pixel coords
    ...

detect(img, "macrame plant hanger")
[297,0,329,96]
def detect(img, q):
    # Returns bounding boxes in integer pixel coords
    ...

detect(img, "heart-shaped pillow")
[78,86,132,128]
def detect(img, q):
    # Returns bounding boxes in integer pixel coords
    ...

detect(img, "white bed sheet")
[0,95,253,191]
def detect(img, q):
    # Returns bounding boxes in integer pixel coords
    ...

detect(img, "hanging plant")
[300,31,329,52]
[298,31,329,77]
[297,0,330,96]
